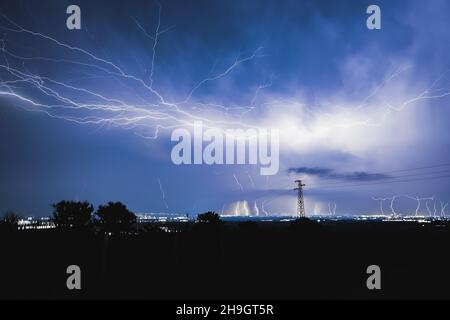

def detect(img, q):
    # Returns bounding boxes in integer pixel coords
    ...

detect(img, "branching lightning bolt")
[233,174,244,193]
[372,196,398,217]
[157,178,169,209]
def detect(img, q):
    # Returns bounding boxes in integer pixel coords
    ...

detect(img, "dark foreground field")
[1,219,450,300]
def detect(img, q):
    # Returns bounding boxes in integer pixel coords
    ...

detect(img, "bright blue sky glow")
[1,0,450,217]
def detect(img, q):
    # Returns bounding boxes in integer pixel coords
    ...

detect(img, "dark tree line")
[52,201,94,228]
[0,201,137,233]
[0,211,20,233]
[51,200,136,232]
[197,211,221,224]
[1,202,223,234]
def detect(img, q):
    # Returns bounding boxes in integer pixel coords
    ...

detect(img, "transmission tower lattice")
[294,180,306,217]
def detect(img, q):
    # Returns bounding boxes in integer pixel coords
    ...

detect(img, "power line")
[294,162,450,185]
[309,168,450,187]
[309,173,450,190]
[382,162,450,174]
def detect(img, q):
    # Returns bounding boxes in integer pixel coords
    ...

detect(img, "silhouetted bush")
[52,201,94,229]
[197,211,222,224]
[96,201,136,233]
[0,211,20,233]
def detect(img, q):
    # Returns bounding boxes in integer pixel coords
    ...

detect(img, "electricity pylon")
[294,180,306,217]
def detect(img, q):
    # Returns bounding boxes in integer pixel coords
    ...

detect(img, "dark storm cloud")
[288,167,332,176]
[288,167,390,182]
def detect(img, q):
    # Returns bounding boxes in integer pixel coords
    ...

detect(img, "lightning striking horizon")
[406,195,435,217]
[424,196,436,217]
[372,197,391,215]
[372,196,399,217]
[440,200,448,217]
[328,202,337,216]
[253,200,260,216]
[261,199,269,216]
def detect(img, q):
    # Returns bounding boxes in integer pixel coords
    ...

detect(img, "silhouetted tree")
[96,202,136,233]
[197,211,222,224]
[0,211,20,232]
[52,201,94,229]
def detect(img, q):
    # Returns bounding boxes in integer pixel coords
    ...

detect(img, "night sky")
[1,0,450,217]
